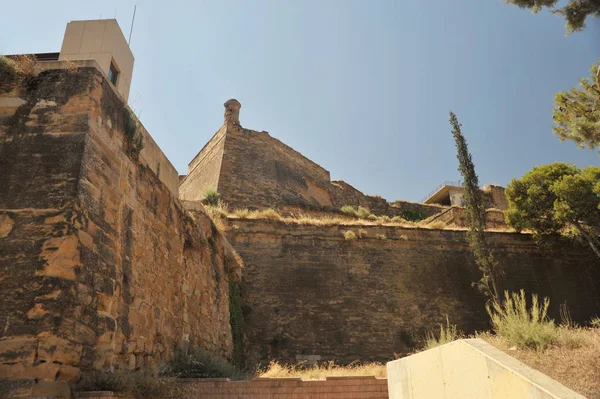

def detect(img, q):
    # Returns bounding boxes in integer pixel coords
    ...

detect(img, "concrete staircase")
[178,376,389,398]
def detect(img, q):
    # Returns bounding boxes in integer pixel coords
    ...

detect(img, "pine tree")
[553,61,600,152]
[449,112,501,299]
[504,0,600,34]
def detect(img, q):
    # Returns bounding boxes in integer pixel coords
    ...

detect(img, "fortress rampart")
[226,219,600,364]
[0,68,240,385]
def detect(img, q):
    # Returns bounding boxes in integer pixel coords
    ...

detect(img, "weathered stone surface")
[0,213,14,238]
[0,68,241,383]
[181,105,449,221]
[227,219,600,365]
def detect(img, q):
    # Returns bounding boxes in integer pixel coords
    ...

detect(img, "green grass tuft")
[486,290,558,351]
[203,188,221,206]
[424,316,461,350]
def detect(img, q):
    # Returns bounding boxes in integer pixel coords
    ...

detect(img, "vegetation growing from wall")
[123,108,144,156]
[450,111,501,299]
[229,277,245,368]
[0,56,19,93]
[203,188,221,206]
[0,54,37,93]
[160,347,244,379]
[553,60,600,152]
[76,371,179,399]
[505,163,600,258]
[401,208,428,222]
[258,361,387,379]
[343,230,357,240]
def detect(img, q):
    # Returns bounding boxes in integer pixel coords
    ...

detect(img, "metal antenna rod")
[128,5,137,46]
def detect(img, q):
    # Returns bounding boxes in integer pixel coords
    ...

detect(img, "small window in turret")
[108,60,119,86]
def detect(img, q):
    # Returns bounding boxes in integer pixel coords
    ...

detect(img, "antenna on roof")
[128,5,137,46]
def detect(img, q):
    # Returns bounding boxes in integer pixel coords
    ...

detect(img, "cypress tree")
[449,111,500,300]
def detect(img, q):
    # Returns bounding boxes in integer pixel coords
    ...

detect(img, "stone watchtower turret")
[224,99,241,126]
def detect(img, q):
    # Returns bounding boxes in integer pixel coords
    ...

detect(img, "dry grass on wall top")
[204,202,487,231]
[258,361,387,380]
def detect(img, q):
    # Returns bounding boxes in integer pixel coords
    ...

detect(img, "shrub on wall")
[161,347,243,379]
[401,209,427,222]
[123,109,144,156]
[76,370,179,399]
[340,205,357,216]
[203,188,221,207]
[343,230,357,240]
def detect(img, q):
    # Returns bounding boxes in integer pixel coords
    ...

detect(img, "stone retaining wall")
[226,219,600,365]
[75,377,389,399]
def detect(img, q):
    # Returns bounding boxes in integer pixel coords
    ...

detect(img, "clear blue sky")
[1,1,598,202]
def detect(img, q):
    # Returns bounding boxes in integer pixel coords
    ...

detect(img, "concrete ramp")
[386,338,585,399]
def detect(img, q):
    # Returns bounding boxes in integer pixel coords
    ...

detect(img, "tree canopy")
[553,61,600,152]
[505,162,600,258]
[504,0,600,33]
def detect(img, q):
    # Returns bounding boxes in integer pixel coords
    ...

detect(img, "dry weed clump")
[13,54,38,76]
[258,361,387,380]
[76,370,179,399]
[486,290,558,351]
[226,207,427,229]
[428,220,448,229]
[343,230,357,240]
[62,58,80,74]
[204,200,229,232]
[424,317,462,350]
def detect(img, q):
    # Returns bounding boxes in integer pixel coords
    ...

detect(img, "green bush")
[340,205,357,216]
[203,188,221,206]
[424,317,461,349]
[161,347,244,379]
[76,370,179,399]
[356,206,371,219]
[123,110,144,155]
[343,230,357,240]
[486,290,558,351]
[401,209,427,222]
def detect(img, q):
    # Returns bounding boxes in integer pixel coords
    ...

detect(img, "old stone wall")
[226,219,600,365]
[483,185,509,211]
[179,125,227,202]
[0,68,239,385]
[216,125,335,210]
[426,207,508,229]
[181,118,448,222]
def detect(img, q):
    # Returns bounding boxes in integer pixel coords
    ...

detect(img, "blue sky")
[1,0,598,202]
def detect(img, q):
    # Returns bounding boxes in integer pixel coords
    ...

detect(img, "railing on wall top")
[421,180,463,203]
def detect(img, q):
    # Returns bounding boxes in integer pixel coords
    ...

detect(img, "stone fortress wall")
[227,219,600,365]
[180,100,448,221]
[2,59,600,399]
[0,68,241,386]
